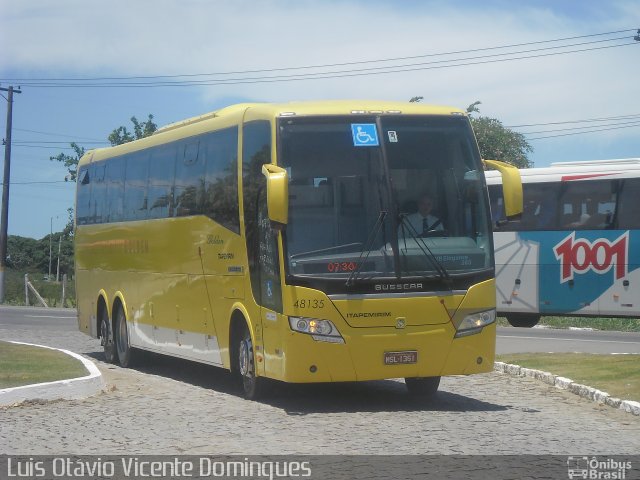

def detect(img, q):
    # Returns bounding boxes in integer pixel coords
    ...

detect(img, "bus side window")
[560,180,617,230]
[175,140,205,217]
[534,191,557,229]
[242,120,276,308]
[124,151,149,221]
[618,178,640,229]
[90,163,106,224]
[106,157,125,223]
[495,182,559,231]
[202,127,240,233]
[76,167,91,225]
[257,187,282,312]
[487,185,506,227]
[148,144,177,219]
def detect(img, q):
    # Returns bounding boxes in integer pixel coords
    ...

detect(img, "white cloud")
[2,0,639,238]
[1,0,639,141]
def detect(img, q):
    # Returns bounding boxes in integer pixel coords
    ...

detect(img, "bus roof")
[485,158,640,184]
[156,100,465,134]
[550,158,640,167]
[78,100,466,168]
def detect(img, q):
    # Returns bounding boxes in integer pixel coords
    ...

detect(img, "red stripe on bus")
[561,173,619,181]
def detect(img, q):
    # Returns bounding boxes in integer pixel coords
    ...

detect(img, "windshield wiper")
[398,214,453,288]
[346,210,387,287]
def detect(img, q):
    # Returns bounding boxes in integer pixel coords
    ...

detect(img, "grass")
[497,316,640,332]
[2,268,76,308]
[0,341,88,389]
[496,353,640,401]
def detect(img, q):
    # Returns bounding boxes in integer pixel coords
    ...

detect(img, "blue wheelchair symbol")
[351,124,379,147]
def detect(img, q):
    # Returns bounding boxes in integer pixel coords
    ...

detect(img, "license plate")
[384,350,418,365]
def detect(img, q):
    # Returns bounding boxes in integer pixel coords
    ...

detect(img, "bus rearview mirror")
[483,159,523,219]
[261,164,289,228]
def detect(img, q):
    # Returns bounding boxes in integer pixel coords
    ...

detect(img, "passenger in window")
[566,198,593,229]
[520,200,540,229]
[566,212,590,229]
[536,196,555,228]
[403,193,444,236]
[490,196,504,225]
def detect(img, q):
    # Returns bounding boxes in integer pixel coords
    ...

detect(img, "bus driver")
[403,193,444,236]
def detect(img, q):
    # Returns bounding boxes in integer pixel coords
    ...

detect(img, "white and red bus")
[486,158,640,327]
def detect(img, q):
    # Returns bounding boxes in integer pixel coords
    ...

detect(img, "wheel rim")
[100,317,108,346]
[239,338,251,377]
[116,310,128,358]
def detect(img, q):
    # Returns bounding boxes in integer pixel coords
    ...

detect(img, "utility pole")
[56,234,62,282]
[0,86,22,303]
[49,216,53,280]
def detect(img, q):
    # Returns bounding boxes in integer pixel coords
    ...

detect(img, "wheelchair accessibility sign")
[351,123,379,147]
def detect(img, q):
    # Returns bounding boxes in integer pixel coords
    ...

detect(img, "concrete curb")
[0,341,104,407]
[494,361,640,416]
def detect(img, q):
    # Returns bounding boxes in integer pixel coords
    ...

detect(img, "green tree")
[62,207,74,239]
[50,114,158,237]
[466,101,533,168]
[50,114,157,180]
[49,143,85,182]
[408,97,533,168]
[108,114,157,146]
[6,235,41,271]
[35,233,74,278]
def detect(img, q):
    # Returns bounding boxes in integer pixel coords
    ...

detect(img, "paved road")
[3,306,638,354]
[497,326,640,354]
[1,306,639,455]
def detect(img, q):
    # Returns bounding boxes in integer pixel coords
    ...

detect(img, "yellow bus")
[75,101,522,399]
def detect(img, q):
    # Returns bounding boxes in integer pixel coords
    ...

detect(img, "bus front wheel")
[405,376,441,397]
[506,313,540,328]
[237,324,264,400]
[114,305,135,368]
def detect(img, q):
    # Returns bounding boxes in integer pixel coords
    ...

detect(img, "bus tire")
[114,304,135,368]
[506,313,540,328]
[99,305,116,364]
[405,376,441,397]
[236,323,264,400]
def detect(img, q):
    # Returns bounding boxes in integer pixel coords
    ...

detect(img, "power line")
[2,28,635,82]
[13,42,638,88]
[6,32,638,88]
[12,140,109,145]
[507,113,640,128]
[527,122,640,140]
[10,144,90,150]
[520,119,640,135]
[13,127,104,142]
[9,180,72,185]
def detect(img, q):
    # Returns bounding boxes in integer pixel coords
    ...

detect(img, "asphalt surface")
[2,305,639,354]
[1,305,639,456]
[496,325,640,354]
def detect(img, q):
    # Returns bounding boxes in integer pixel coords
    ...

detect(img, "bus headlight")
[289,317,345,343]
[455,309,496,338]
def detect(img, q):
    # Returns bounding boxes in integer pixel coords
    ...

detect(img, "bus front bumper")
[275,322,496,383]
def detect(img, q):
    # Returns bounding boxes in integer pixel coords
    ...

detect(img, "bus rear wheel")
[237,324,264,400]
[114,305,135,368]
[405,376,441,397]
[99,307,116,364]
[506,313,540,328]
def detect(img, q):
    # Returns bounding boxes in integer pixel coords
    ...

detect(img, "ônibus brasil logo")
[553,232,629,283]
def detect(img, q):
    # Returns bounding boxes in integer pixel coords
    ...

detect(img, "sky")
[0,0,639,239]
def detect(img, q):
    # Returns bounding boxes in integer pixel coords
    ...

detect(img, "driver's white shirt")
[403,212,443,235]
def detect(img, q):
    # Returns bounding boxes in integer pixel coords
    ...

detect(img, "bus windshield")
[279,115,492,288]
